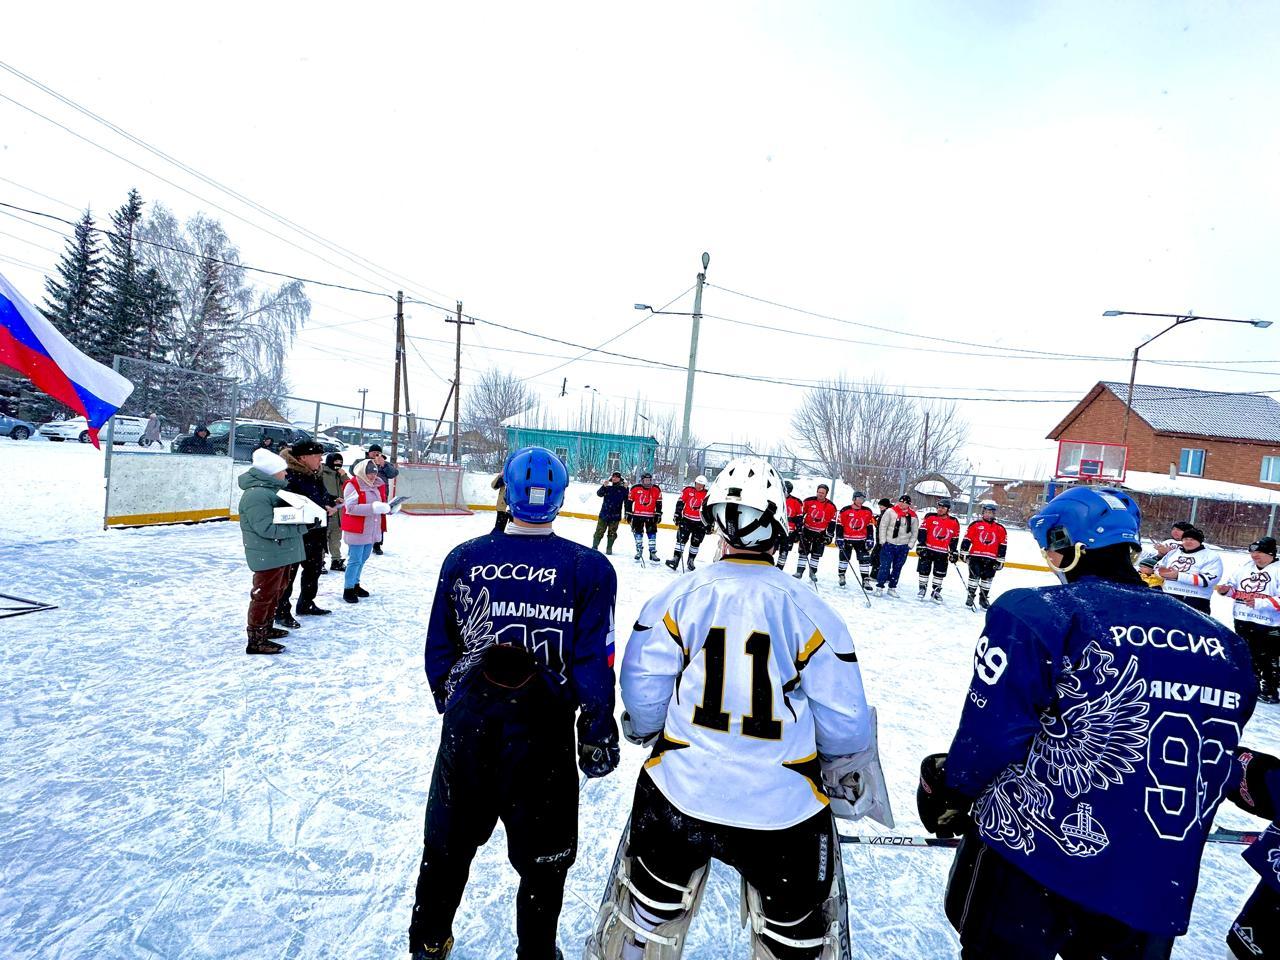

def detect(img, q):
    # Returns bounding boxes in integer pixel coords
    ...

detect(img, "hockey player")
[875,495,917,596]
[1154,521,1191,558]
[958,501,1007,610]
[626,472,663,562]
[586,456,891,960]
[1223,745,1280,958]
[835,492,876,589]
[918,486,1256,959]
[1217,536,1280,704]
[793,483,838,582]
[1155,523,1222,613]
[915,498,960,602]
[775,480,804,570]
[666,475,711,571]
[410,447,620,960]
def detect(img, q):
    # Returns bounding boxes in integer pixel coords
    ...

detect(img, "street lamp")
[584,385,600,434]
[357,387,369,447]
[636,252,710,482]
[1102,310,1270,447]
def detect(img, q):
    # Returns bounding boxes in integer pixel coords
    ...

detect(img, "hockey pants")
[795,530,828,575]
[672,518,707,562]
[837,540,873,582]
[917,550,950,594]
[593,517,620,552]
[631,516,658,555]
[945,832,1174,960]
[1237,620,1280,702]
[1229,876,1280,959]
[626,771,834,960]
[409,669,577,958]
[965,556,999,598]
[777,529,801,567]
[876,543,909,588]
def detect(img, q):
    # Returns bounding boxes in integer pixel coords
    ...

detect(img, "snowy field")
[2,439,1278,958]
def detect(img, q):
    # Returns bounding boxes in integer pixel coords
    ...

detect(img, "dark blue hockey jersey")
[1234,751,1280,894]
[947,577,1256,935]
[425,529,618,745]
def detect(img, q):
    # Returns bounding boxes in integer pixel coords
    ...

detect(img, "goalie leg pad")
[583,829,708,960]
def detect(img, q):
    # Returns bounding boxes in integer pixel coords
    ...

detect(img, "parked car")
[169,418,296,461]
[40,414,148,444]
[0,413,35,440]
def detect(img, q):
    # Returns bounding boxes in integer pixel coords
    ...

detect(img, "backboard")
[1055,439,1128,484]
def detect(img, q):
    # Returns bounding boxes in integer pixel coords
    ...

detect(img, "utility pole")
[390,292,405,463]
[922,411,930,471]
[357,388,369,447]
[677,252,709,483]
[445,301,473,464]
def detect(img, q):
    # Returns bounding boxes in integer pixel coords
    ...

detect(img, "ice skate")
[838,572,847,587]
[665,557,680,570]
[979,590,991,609]
[931,586,943,603]
[887,587,899,597]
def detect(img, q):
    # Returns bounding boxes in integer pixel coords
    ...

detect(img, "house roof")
[1048,382,1280,444]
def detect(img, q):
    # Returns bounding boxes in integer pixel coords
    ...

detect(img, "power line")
[0,200,391,298]
[0,59,459,305]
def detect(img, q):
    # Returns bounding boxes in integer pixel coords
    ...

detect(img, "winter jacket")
[283,451,339,512]
[320,464,349,499]
[237,468,307,572]
[877,503,918,547]
[176,432,216,455]
[342,471,387,545]
[597,482,628,522]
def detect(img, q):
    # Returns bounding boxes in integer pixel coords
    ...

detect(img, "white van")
[39,414,149,444]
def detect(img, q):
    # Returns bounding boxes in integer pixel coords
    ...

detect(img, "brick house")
[1047,382,1280,489]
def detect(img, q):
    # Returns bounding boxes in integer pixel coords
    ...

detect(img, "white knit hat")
[252,448,287,475]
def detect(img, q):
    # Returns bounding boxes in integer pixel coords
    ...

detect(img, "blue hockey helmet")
[503,446,568,523]
[1029,486,1141,555]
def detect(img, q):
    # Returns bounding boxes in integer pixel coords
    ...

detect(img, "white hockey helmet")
[702,456,787,549]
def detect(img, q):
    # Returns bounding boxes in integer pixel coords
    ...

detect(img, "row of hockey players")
[407,448,1270,960]
[1137,519,1280,704]
[777,483,1008,609]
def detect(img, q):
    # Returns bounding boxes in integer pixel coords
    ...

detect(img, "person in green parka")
[238,447,310,655]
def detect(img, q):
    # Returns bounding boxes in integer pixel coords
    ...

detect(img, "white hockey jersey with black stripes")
[621,553,871,829]
[1158,545,1223,601]
[1224,558,1280,627]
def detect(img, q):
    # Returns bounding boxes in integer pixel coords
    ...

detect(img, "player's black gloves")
[917,753,974,838]
[949,551,960,564]
[1228,747,1280,820]
[578,739,620,778]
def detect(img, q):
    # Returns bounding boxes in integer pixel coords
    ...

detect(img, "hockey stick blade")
[838,828,1262,849]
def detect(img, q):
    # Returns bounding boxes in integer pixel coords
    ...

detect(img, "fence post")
[313,400,321,437]
[102,355,121,530]
[228,384,238,462]
[1268,504,1276,538]
[899,467,908,496]
[968,474,978,523]
[1190,497,1199,525]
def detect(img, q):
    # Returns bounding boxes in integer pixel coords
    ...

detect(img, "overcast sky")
[3,1,1278,477]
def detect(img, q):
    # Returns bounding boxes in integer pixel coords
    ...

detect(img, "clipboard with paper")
[273,490,328,525]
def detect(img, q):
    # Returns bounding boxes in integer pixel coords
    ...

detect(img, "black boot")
[665,557,680,570]
[410,936,454,960]
[246,633,285,655]
[372,543,384,555]
[343,588,360,604]
[266,626,290,640]
[297,601,331,616]
[330,558,346,572]
[354,584,370,598]
[275,610,301,629]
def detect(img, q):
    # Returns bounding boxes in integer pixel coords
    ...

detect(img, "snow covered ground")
[2,439,1278,958]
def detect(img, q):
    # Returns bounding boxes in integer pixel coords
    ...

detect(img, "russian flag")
[0,270,133,447]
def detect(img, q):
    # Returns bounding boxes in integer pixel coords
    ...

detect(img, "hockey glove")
[819,707,894,828]
[578,738,620,779]
[371,500,391,515]
[994,559,1005,571]
[621,710,660,747]
[917,753,974,839]
[1228,747,1280,821]
[948,551,960,564]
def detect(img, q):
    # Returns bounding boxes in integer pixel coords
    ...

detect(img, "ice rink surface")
[2,441,1278,958]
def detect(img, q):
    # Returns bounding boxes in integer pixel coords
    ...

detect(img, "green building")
[502,393,658,479]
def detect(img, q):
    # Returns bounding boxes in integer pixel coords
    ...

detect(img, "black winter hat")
[325,452,344,467]
[1251,537,1278,558]
[1181,525,1206,544]
[899,494,912,504]
[366,444,384,454]
[291,440,325,457]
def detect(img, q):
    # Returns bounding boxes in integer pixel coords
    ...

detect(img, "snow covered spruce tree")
[41,209,103,347]
[93,189,150,365]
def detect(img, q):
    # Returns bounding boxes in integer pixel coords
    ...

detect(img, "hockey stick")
[837,828,1261,849]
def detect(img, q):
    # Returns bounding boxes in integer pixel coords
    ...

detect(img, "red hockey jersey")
[800,496,838,534]
[918,512,960,553]
[628,484,662,518]
[677,486,709,522]
[837,504,876,542]
[961,519,1008,560]
[784,495,804,531]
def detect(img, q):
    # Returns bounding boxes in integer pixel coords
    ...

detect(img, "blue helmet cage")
[503,446,568,524]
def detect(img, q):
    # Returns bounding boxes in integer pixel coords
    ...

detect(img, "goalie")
[585,456,892,960]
